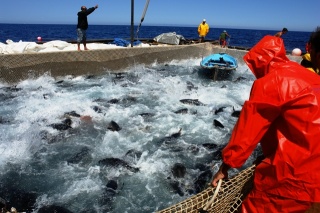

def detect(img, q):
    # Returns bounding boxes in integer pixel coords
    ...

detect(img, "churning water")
[0,57,258,213]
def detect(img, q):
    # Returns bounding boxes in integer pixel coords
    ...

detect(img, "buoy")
[292,48,302,56]
[37,36,42,41]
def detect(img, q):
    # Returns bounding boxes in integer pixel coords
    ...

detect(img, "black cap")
[283,28,288,32]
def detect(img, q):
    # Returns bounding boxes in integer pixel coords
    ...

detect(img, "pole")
[131,0,134,47]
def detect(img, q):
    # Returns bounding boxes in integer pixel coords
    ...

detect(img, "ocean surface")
[0,23,312,52]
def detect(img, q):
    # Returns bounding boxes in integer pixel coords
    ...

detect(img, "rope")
[136,0,150,40]
[201,179,222,212]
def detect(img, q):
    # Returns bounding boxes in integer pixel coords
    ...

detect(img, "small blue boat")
[200,53,238,70]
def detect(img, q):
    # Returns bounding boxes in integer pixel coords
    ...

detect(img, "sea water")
[0,23,312,52]
[0,57,259,212]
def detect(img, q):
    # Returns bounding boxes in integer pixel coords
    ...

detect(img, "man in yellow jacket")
[198,19,209,42]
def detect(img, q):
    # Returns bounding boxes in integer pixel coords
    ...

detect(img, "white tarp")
[0,39,151,54]
[153,32,185,45]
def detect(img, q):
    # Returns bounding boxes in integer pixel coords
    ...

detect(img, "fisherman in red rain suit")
[211,35,320,212]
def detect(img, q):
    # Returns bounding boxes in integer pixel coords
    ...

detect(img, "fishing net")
[0,43,213,84]
[156,164,256,213]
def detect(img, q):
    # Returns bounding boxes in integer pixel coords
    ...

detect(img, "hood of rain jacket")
[244,35,289,79]
[222,35,320,203]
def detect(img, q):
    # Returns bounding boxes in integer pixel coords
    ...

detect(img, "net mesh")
[0,43,214,84]
[157,165,256,213]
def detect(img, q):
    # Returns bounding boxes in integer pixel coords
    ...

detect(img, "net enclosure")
[156,165,256,213]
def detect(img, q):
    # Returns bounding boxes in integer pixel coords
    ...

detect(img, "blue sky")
[1,0,319,32]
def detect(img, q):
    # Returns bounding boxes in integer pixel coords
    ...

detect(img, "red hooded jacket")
[222,35,320,201]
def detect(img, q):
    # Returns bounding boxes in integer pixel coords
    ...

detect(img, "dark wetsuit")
[77,7,96,43]
[77,7,96,30]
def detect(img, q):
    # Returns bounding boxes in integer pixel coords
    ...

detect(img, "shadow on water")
[197,68,235,81]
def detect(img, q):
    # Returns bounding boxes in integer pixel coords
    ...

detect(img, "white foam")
[0,58,255,212]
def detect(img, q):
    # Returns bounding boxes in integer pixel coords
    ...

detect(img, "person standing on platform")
[198,19,209,43]
[219,30,231,48]
[211,30,320,212]
[274,27,288,37]
[77,4,98,51]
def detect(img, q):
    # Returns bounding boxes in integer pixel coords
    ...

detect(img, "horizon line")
[0,22,311,33]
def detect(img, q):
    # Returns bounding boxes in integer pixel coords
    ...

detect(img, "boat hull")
[200,53,238,70]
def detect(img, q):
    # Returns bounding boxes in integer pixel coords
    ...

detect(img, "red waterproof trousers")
[241,189,312,213]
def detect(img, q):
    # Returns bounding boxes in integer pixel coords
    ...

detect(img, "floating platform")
[0,40,301,84]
